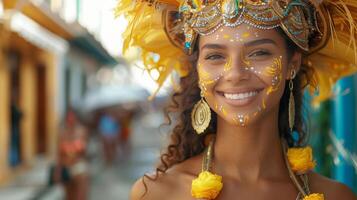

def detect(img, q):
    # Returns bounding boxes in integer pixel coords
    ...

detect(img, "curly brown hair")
[140,28,314,197]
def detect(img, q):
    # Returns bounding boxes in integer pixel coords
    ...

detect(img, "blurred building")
[0,0,117,185]
[309,76,357,192]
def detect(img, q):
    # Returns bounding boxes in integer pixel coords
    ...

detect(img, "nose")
[223,56,251,83]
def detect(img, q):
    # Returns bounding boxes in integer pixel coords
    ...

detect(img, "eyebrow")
[200,38,277,51]
[200,44,227,51]
[244,38,277,47]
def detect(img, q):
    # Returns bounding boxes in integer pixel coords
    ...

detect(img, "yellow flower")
[191,171,223,199]
[303,193,325,200]
[287,146,316,174]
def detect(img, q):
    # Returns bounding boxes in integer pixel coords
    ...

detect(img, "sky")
[97,0,125,56]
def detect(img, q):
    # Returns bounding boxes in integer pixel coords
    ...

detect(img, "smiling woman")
[115,0,357,200]
[197,26,292,127]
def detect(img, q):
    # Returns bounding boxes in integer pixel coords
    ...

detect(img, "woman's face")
[197,24,298,126]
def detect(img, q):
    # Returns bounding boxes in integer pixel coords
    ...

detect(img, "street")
[0,110,167,200]
[89,110,166,200]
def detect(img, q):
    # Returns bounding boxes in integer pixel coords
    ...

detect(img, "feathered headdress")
[115,0,357,103]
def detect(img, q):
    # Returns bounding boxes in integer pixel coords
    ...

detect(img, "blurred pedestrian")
[99,113,120,166]
[51,109,89,200]
[117,111,133,160]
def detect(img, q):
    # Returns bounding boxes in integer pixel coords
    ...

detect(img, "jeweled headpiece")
[177,0,321,54]
[115,0,357,103]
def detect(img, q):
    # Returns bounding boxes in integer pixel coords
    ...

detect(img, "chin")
[217,112,262,127]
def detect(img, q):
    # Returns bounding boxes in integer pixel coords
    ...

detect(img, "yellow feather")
[192,0,202,9]
[115,0,189,99]
[157,0,181,7]
[308,0,357,104]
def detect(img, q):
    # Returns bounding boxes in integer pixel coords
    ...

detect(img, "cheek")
[258,56,288,108]
[197,59,231,95]
[197,59,230,77]
[256,56,285,93]
[198,64,223,85]
[240,56,285,90]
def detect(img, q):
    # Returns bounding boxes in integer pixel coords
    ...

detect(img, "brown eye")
[205,54,225,60]
[249,50,271,57]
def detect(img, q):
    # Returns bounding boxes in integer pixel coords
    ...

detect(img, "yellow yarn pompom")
[287,146,316,174]
[191,171,223,199]
[303,193,325,200]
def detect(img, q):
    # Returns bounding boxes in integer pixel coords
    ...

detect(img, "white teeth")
[223,91,259,100]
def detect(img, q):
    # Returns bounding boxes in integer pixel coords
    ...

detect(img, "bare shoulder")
[130,154,202,200]
[309,172,357,200]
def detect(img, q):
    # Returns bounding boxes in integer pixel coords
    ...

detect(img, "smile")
[217,88,263,107]
[223,91,259,100]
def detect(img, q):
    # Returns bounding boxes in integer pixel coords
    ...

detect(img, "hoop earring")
[191,87,211,134]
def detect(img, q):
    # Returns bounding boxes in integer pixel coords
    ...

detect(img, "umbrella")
[82,85,149,112]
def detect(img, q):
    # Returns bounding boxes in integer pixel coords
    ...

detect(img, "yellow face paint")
[223,57,232,72]
[223,34,231,39]
[198,63,212,80]
[232,114,249,126]
[218,56,283,127]
[221,106,228,117]
[198,56,232,89]
[241,52,264,75]
[261,98,267,109]
[242,32,250,38]
[218,31,255,43]
[240,50,252,66]
[232,117,239,126]
[198,63,221,87]
[263,56,283,95]
[214,101,219,110]
[214,101,228,117]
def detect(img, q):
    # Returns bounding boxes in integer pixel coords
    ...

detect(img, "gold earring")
[191,87,211,134]
[288,69,296,133]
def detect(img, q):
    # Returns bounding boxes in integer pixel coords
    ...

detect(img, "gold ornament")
[191,89,211,134]
[288,69,296,133]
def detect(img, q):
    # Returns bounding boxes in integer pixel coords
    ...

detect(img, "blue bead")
[292,130,300,142]
[185,42,191,49]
